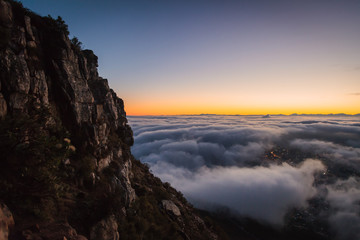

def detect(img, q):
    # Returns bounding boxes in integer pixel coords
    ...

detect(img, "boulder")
[161,200,181,217]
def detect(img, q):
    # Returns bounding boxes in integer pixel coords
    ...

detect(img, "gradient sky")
[19,0,360,115]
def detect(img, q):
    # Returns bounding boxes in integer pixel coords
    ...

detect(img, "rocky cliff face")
[0,1,221,239]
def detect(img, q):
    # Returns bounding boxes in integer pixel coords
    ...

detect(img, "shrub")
[71,36,82,52]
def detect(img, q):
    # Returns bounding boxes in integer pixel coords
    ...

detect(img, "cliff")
[0,1,221,239]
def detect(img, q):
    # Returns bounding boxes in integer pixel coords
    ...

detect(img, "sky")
[129,115,360,239]
[19,0,360,115]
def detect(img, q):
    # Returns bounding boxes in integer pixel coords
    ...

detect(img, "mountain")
[0,1,223,239]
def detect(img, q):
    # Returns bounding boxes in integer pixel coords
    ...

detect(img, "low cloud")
[129,115,360,231]
[153,159,325,225]
[326,177,360,240]
[290,139,360,170]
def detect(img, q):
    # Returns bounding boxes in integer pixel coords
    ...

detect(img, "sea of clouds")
[128,115,360,239]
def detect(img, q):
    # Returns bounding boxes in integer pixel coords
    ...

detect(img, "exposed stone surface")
[162,200,181,216]
[90,215,119,240]
[120,159,136,204]
[0,93,6,118]
[0,1,220,240]
[0,0,135,202]
[0,0,12,27]
[0,203,14,240]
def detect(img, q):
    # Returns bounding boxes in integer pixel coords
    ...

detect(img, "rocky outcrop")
[0,1,220,239]
[0,203,14,240]
[0,0,12,27]
[0,0,135,200]
[162,200,181,217]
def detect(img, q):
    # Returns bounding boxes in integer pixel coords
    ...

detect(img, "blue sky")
[19,0,360,114]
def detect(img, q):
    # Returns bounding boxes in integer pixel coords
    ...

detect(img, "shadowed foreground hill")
[0,1,224,239]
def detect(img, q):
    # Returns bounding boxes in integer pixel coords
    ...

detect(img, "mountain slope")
[0,1,223,239]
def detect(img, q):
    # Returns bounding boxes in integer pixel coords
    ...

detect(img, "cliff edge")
[0,1,222,239]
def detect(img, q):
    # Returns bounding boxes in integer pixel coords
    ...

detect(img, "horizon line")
[128,113,360,117]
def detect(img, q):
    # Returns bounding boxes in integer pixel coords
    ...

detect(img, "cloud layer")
[154,159,325,224]
[326,177,360,240]
[129,115,360,235]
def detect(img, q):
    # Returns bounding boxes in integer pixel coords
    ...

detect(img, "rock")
[90,215,119,240]
[21,222,86,240]
[24,16,35,41]
[8,92,28,111]
[98,154,112,171]
[0,2,220,239]
[113,148,122,160]
[120,159,136,204]
[0,0,12,27]
[0,93,7,118]
[0,202,14,240]
[161,200,181,217]
[26,40,36,49]
[90,172,96,185]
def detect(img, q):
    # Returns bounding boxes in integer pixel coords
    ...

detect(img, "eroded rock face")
[120,159,136,204]
[0,0,12,27]
[0,0,132,155]
[0,1,220,240]
[0,0,135,201]
[90,215,119,240]
[0,203,14,240]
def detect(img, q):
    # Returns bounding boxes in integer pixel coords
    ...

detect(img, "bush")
[43,15,69,36]
[71,36,82,52]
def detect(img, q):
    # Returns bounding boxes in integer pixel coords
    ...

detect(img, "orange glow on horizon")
[118,71,360,116]
[125,100,360,116]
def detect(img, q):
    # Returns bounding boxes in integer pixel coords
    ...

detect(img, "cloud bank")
[326,177,360,240]
[129,115,360,236]
[154,159,325,224]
